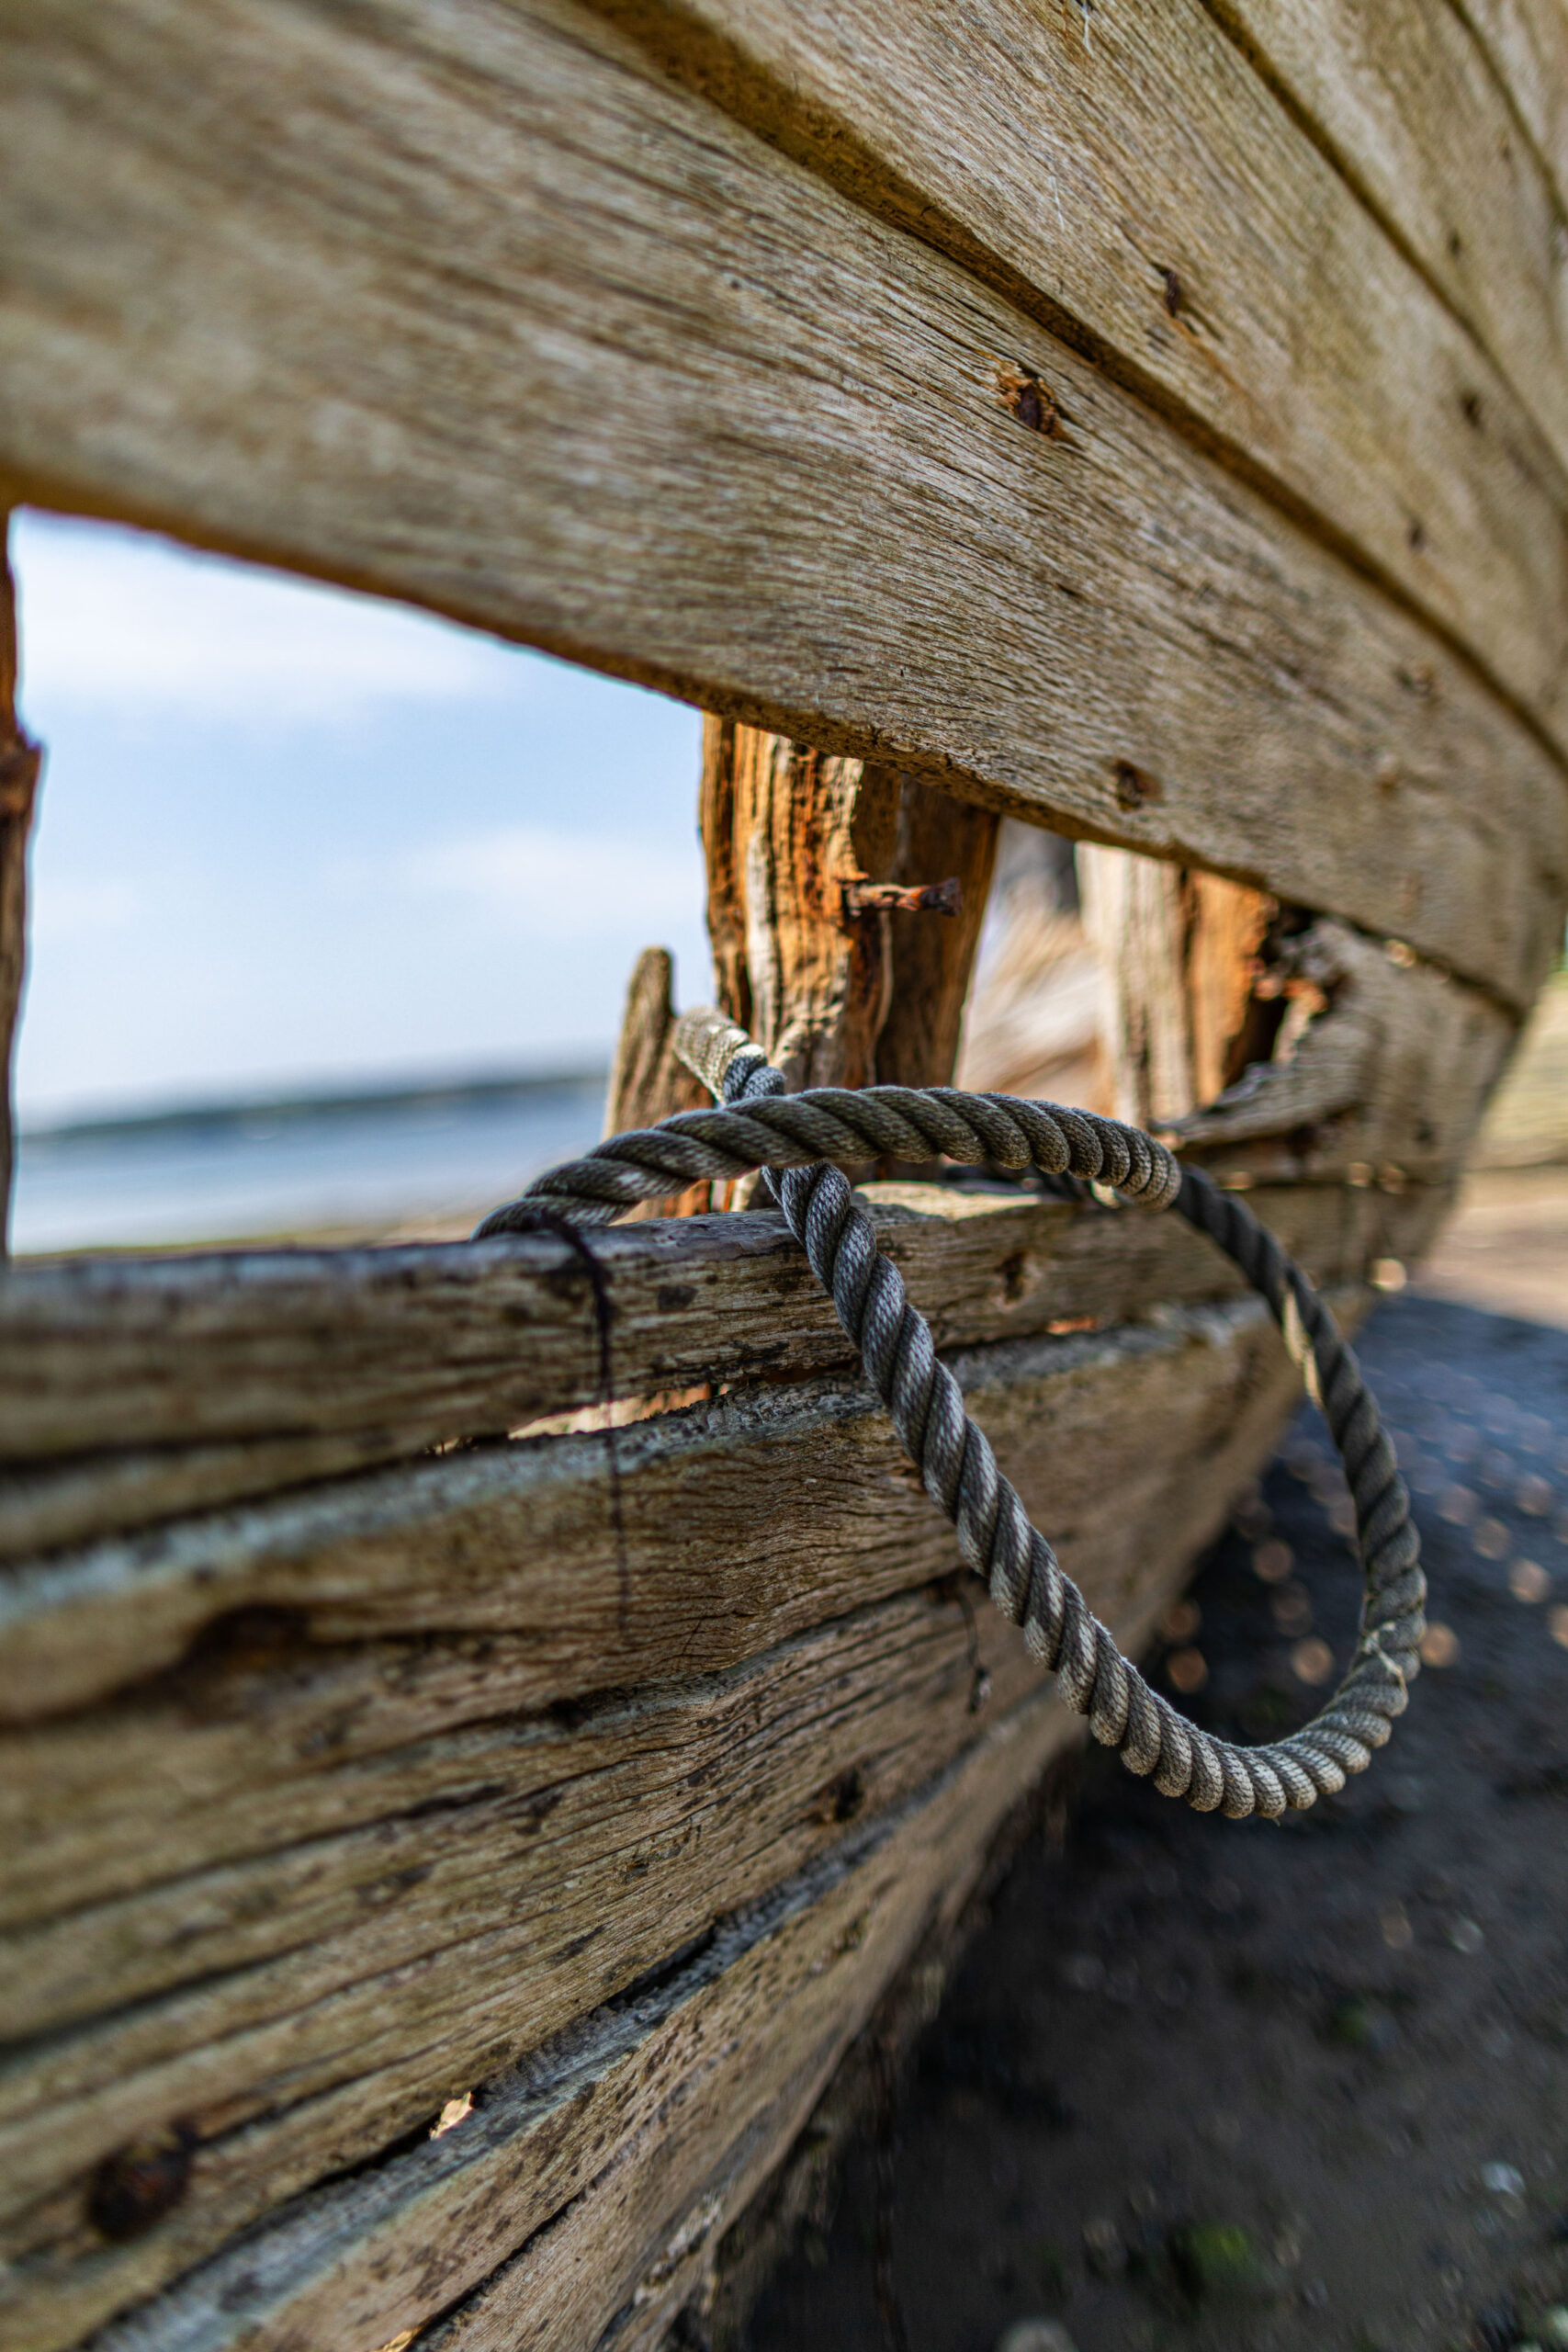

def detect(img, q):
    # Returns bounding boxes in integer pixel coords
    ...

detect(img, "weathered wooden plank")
[0,1174,1398,1474]
[54,1691,1070,2352]
[3,0,1564,1001]
[1,1305,1319,1922]
[0,1581,1161,2334]
[0,1586,1038,2080]
[1078,847,1273,1129]
[0,1228,1421,1725]
[418,1702,1060,2352]
[1207,0,1568,475]
[0,1299,1316,2346]
[604,947,713,1220]
[0,1174,1448,1569]
[862,770,999,1098]
[1440,0,1568,235]
[589,0,1568,738]
[0,1427,436,1565]
[696,724,998,1102]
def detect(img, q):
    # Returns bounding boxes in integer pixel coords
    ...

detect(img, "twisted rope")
[475,1011,1425,1819]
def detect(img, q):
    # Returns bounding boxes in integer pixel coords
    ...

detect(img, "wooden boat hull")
[1,0,1564,2345]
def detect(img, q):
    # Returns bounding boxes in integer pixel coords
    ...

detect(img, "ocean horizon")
[13,1065,610,1255]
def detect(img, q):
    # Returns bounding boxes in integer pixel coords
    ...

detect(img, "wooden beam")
[1080,848,1275,1130]
[581,0,1568,746]
[698,718,998,1103]
[700,723,904,1093]
[14,1687,1073,2352]
[0,1268,1414,1724]
[0,515,42,1257]
[0,1162,1454,1484]
[603,944,712,1217]
[2,1,1564,1002]
[858,764,999,1097]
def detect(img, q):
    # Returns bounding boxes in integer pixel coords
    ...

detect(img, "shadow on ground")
[743,1292,1568,2352]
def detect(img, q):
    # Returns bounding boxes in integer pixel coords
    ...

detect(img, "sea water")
[12,1074,608,1255]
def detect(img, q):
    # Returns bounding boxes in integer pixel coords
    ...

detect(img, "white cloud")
[13,511,525,720]
[388,824,703,938]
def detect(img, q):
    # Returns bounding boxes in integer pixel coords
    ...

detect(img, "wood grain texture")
[1208,0,1568,476]
[699,718,998,1124]
[0,1172,1441,1576]
[583,0,1568,751]
[70,1691,1069,2352]
[701,727,906,1092]
[1457,0,1568,220]
[0,1276,1317,2347]
[858,771,999,1098]
[418,1700,1063,2352]
[1078,847,1274,1130]
[3,0,1565,1002]
[1173,920,1517,1188]
[1,1271,1398,1730]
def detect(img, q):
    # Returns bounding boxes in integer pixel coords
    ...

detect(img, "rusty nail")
[842,876,964,917]
[89,2127,197,2242]
[998,365,1067,440]
[1113,761,1162,810]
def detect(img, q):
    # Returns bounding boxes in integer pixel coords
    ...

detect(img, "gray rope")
[475,1009,1425,1820]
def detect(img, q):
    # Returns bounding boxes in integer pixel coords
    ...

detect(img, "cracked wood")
[2,0,1564,1000]
[0,1295,1340,2346]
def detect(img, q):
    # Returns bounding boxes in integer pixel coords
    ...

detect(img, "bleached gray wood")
[0,877,1505,1512]
[2,0,1565,1001]
[1206,0,1568,479]
[0,1296,1331,2347]
[60,1691,1071,2352]
[589,0,1568,738]
[0,1198,1441,1724]
[0,1167,1438,1477]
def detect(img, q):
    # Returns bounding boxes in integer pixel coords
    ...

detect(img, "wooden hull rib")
[0,1,1564,2344]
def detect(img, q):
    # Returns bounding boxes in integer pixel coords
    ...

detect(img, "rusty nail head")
[89,2128,197,2242]
[1113,761,1161,811]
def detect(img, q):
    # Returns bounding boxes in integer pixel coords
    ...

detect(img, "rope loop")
[475,1007,1425,1820]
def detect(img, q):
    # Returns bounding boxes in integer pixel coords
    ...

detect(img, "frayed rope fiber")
[475,1008,1425,1820]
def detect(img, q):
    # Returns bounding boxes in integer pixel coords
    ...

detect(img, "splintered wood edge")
[0,1284,1345,1718]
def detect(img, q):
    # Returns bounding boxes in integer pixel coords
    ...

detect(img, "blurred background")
[8,509,709,1251]
[10,508,1567,1268]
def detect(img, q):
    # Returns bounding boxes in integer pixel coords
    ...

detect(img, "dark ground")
[745,1289,1568,2352]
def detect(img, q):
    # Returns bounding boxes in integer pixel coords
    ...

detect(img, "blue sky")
[10,510,709,1125]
